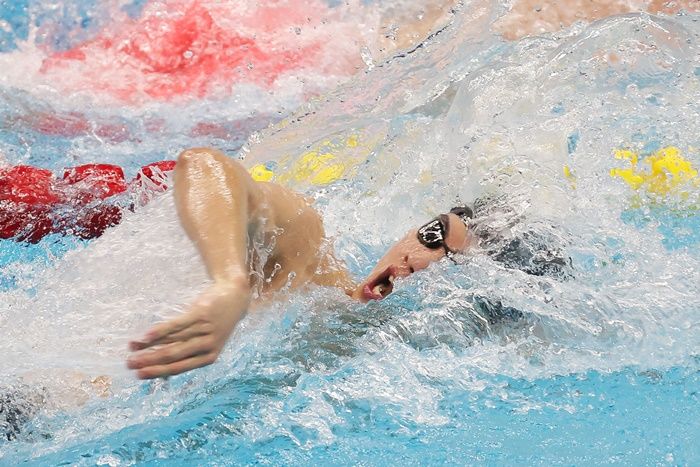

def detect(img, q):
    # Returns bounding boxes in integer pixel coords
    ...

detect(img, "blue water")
[20,365,700,465]
[1,1,700,465]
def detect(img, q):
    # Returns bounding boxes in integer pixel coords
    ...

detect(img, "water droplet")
[360,47,374,71]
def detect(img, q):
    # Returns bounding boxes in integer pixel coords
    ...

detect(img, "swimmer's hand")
[127,280,251,379]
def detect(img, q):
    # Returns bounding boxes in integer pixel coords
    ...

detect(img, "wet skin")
[353,213,474,301]
[127,148,475,379]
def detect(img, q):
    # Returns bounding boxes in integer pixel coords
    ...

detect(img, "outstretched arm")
[127,148,260,379]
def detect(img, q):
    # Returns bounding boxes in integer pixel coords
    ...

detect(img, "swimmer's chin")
[348,283,379,302]
[348,285,381,303]
[352,266,398,302]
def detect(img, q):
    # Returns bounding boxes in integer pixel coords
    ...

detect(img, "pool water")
[1,1,699,465]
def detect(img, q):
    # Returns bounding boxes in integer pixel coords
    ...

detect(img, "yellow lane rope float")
[248,133,370,185]
[564,146,699,203]
[609,146,699,203]
[563,164,576,189]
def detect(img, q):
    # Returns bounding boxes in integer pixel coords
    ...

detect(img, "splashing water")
[1,0,700,464]
[0,0,455,172]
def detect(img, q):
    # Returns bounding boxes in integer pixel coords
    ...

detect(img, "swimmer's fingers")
[129,313,201,350]
[127,336,216,375]
[132,352,218,380]
[128,323,211,351]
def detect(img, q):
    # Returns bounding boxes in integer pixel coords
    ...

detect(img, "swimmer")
[126,148,570,379]
[126,147,480,379]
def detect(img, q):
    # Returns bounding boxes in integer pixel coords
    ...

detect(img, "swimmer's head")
[354,206,474,302]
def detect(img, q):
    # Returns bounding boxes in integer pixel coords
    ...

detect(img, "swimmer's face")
[354,212,473,302]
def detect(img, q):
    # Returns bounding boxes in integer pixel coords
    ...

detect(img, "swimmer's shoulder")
[255,181,320,221]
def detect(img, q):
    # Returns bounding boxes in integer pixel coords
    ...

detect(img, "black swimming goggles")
[416,206,473,253]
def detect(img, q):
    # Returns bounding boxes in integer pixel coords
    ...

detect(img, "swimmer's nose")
[400,255,417,276]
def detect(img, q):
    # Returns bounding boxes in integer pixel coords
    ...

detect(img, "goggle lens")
[417,216,447,249]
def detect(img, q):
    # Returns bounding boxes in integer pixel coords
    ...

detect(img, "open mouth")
[362,266,396,301]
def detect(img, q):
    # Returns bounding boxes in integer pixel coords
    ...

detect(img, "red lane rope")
[0,161,175,242]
